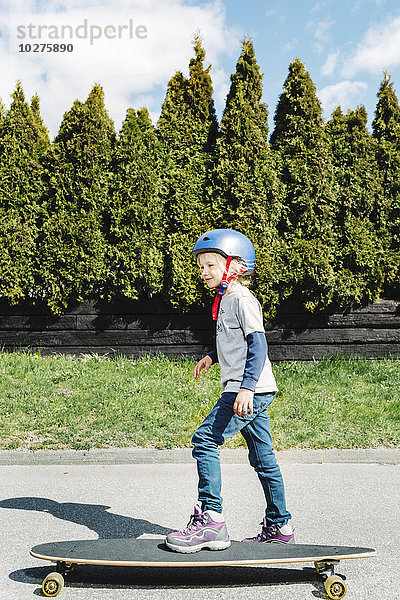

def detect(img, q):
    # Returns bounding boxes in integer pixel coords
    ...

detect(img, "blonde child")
[165,229,293,553]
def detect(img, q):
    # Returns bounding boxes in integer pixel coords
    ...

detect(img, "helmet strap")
[211,257,248,321]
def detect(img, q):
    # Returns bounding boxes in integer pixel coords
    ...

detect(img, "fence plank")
[0,299,399,360]
[75,314,212,331]
[268,344,400,361]
[0,315,77,331]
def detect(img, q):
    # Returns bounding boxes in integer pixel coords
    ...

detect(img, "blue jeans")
[191,392,291,526]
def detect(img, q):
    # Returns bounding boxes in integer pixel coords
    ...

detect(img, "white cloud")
[309,1,334,14]
[282,38,296,52]
[0,0,240,137]
[209,66,230,112]
[321,50,339,76]
[342,15,400,77]
[306,17,334,54]
[265,7,286,24]
[306,18,334,41]
[314,19,334,42]
[318,80,367,115]
[350,0,386,13]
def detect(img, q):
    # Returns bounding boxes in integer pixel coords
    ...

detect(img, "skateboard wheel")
[324,574,347,599]
[42,572,64,597]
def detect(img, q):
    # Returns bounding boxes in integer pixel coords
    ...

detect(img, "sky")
[1,0,400,139]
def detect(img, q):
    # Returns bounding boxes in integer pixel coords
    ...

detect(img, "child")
[165,229,293,553]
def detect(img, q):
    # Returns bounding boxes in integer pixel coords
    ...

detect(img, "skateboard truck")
[314,560,347,599]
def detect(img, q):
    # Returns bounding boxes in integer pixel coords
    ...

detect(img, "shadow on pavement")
[0,496,173,538]
[10,564,326,596]
[2,497,330,596]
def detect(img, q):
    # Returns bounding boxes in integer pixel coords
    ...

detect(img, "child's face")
[197,252,225,289]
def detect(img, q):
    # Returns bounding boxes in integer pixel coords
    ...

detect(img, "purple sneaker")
[243,518,295,544]
[165,503,231,553]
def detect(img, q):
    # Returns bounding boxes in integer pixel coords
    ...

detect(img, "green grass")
[0,350,399,450]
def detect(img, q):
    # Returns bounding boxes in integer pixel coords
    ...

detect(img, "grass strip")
[0,350,399,450]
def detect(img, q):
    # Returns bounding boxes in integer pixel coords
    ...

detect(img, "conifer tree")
[372,72,400,295]
[30,94,50,154]
[157,34,218,310]
[326,106,386,304]
[0,83,49,304]
[270,58,337,312]
[104,107,164,299]
[37,84,115,313]
[212,38,283,316]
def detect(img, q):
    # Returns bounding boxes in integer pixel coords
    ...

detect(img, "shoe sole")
[263,537,296,544]
[165,539,231,554]
[242,537,295,544]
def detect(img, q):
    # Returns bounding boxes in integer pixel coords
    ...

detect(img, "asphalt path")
[0,449,399,600]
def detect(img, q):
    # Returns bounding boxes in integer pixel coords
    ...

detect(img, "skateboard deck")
[30,538,376,599]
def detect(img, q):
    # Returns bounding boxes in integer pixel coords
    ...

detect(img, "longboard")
[30,538,376,599]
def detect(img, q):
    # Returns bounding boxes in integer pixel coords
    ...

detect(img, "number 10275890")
[19,43,73,52]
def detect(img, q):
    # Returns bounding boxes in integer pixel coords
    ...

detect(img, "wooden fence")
[0,298,399,361]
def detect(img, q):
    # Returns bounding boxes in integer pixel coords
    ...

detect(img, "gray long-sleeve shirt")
[215,284,278,394]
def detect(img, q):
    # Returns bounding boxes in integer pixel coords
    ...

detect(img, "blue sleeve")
[207,348,218,364]
[240,332,267,392]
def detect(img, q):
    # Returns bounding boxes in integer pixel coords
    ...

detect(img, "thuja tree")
[326,106,387,305]
[37,84,115,313]
[0,83,49,304]
[270,58,337,312]
[372,72,400,296]
[104,107,164,299]
[157,34,218,310]
[212,39,283,317]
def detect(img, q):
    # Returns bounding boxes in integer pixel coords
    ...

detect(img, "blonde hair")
[197,252,251,288]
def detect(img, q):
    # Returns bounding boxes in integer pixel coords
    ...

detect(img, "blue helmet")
[192,229,256,273]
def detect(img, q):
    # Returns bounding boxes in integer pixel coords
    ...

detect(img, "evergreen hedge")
[105,107,165,301]
[270,58,338,313]
[36,84,116,313]
[326,106,388,306]
[211,40,283,318]
[0,83,49,305]
[157,34,218,311]
[372,73,400,297]
[0,39,398,317]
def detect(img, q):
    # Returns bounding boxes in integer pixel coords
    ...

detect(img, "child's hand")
[194,355,212,379]
[233,388,254,418]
